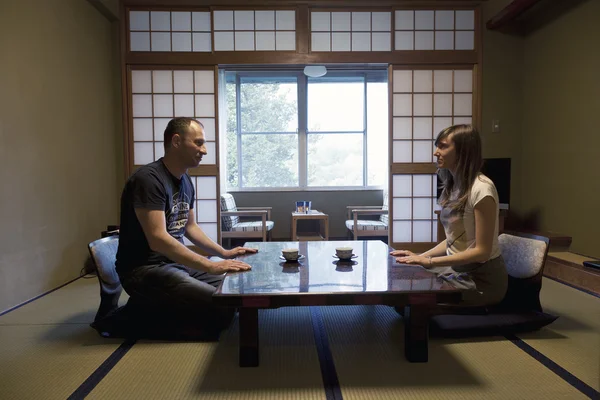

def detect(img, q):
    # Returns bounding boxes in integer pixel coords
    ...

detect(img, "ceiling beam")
[87,0,119,22]
[486,0,541,30]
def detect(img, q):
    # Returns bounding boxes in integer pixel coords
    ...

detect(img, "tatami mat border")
[507,334,599,399]
[311,306,343,400]
[67,339,137,400]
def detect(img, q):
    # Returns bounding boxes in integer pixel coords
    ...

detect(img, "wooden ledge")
[517,230,572,251]
[544,254,600,297]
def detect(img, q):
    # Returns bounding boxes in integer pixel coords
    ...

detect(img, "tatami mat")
[321,305,587,400]
[87,307,327,400]
[1,274,598,399]
[518,278,600,391]
[0,276,128,325]
[0,278,125,400]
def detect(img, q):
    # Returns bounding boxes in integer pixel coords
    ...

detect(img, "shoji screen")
[390,66,474,249]
[128,9,296,53]
[310,11,392,52]
[129,66,220,243]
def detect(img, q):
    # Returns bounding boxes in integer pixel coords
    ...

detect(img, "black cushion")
[430,311,558,338]
[90,301,233,341]
[496,275,543,312]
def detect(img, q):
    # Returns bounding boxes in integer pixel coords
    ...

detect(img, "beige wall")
[481,0,524,209]
[481,0,599,258]
[518,0,600,258]
[0,0,122,311]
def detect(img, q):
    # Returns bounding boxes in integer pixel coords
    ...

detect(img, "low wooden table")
[291,210,329,241]
[213,240,461,367]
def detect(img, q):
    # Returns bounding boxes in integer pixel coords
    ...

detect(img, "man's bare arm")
[135,208,251,274]
[185,209,258,259]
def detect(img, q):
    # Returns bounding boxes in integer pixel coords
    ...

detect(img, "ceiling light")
[303,65,327,78]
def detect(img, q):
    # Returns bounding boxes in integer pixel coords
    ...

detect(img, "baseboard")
[544,254,600,297]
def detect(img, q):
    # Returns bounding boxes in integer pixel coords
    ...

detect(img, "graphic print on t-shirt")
[440,207,468,255]
[166,191,191,239]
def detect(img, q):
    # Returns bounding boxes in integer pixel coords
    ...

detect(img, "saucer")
[332,254,358,260]
[279,254,305,262]
[332,260,358,267]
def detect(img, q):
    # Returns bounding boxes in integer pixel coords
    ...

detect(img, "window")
[223,68,388,190]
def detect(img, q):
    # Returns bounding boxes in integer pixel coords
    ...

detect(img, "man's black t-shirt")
[116,158,195,274]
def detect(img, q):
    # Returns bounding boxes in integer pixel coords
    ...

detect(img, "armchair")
[220,193,274,242]
[345,191,389,240]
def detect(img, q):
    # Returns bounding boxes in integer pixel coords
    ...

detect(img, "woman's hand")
[390,249,416,257]
[391,249,431,266]
[395,254,430,267]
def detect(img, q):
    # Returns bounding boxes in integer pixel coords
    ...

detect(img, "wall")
[518,0,600,257]
[481,0,525,212]
[0,0,122,311]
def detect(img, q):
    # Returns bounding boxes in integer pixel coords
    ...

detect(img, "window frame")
[224,67,388,191]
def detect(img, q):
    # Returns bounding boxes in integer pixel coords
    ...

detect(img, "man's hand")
[209,259,252,274]
[223,246,259,259]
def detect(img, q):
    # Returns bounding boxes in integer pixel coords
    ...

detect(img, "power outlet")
[492,120,501,133]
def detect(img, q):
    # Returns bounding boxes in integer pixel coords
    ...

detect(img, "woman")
[391,124,508,307]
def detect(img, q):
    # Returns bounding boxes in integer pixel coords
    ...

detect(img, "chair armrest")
[351,209,388,215]
[222,210,269,217]
[233,207,272,220]
[222,210,269,233]
[346,205,386,219]
[349,208,388,220]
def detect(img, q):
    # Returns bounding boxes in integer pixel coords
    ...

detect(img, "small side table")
[291,210,329,241]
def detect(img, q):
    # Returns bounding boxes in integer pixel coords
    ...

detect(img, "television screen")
[436,158,511,205]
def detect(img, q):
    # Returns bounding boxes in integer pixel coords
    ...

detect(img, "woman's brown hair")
[435,124,483,212]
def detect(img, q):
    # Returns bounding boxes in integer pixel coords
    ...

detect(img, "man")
[115,117,255,333]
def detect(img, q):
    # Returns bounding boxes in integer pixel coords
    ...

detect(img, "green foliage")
[225,78,386,189]
[226,82,299,188]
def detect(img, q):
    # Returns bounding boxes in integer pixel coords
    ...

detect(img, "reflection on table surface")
[216,240,455,296]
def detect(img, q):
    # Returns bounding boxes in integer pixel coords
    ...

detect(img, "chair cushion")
[88,236,122,322]
[379,190,389,225]
[220,193,240,231]
[230,221,274,232]
[345,220,388,231]
[499,234,547,278]
[430,311,558,338]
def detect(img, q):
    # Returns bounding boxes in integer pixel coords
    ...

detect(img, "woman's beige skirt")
[429,255,508,307]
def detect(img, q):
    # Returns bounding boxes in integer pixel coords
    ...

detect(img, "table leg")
[291,216,297,241]
[404,304,429,362]
[239,308,259,367]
